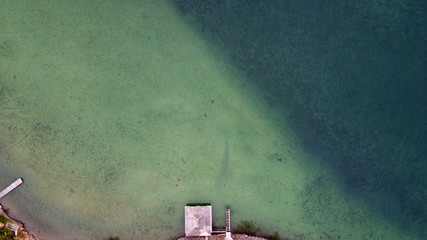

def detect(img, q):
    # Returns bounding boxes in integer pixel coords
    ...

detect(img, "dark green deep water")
[174,0,427,237]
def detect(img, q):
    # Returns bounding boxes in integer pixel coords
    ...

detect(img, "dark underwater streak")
[217,139,229,185]
[173,0,427,237]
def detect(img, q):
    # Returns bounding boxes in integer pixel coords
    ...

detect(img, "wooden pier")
[0,178,23,199]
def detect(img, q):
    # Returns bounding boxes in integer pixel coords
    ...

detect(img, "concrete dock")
[0,178,23,199]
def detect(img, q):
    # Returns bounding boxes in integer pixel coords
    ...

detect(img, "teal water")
[174,0,427,238]
[0,0,426,239]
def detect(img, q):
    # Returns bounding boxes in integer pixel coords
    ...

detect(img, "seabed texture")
[0,0,426,239]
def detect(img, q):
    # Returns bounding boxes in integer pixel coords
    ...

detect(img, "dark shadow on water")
[173,0,427,238]
[217,139,229,185]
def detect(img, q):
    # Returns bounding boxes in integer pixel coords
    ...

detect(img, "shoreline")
[176,234,268,240]
[0,206,272,240]
[0,206,271,240]
[0,204,38,240]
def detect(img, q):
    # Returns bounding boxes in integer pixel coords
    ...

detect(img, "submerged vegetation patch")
[236,220,261,236]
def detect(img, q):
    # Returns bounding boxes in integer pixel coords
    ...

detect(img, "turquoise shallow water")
[1,0,426,239]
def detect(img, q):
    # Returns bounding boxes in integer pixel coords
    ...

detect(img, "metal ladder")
[225,208,231,232]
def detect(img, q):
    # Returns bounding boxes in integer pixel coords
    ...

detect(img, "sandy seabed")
[0,0,420,239]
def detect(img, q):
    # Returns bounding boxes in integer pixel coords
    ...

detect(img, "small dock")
[0,178,23,199]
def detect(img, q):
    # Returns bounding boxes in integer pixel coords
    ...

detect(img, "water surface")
[0,0,425,239]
